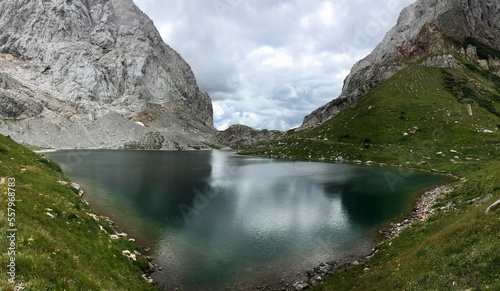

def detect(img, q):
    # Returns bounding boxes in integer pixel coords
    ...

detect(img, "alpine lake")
[45,149,449,290]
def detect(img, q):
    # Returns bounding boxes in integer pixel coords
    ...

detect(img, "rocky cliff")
[302,0,500,128]
[0,0,216,149]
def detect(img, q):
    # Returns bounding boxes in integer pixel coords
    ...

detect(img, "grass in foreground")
[0,134,155,290]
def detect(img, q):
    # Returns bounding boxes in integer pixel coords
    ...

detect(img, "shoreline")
[40,148,458,291]
[247,184,456,291]
[53,179,160,288]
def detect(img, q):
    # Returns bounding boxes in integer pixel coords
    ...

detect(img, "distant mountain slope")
[0,0,215,149]
[302,0,500,128]
[245,63,499,168]
[243,0,500,168]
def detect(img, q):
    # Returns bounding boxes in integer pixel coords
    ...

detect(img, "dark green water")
[45,150,448,290]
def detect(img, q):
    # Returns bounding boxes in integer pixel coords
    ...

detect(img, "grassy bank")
[0,134,155,290]
[242,63,500,289]
[316,163,499,290]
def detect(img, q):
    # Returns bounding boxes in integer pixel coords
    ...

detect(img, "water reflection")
[45,150,447,290]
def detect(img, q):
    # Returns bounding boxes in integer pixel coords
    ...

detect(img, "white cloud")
[132,0,416,130]
[249,46,293,68]
[158,23,173,39]
[319,2,335,27]
[213,102,225,120]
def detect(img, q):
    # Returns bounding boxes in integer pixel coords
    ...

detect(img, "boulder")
[293,282,310,291]
[485,200,500,214]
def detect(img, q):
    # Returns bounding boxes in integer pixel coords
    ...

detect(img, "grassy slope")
[244,64,500,289]
[245,65,499,171]
[0,135,155,290]
[316,163,500,290]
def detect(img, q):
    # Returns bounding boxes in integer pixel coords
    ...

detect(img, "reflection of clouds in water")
[155,153,353,280]
[46,150,445,290]
[208,150,231,184]
[222,161,350,237]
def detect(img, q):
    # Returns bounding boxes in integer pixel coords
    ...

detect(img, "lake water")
[45,150,447,290]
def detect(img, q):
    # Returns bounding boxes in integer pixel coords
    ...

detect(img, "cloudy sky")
[133,0,416,130]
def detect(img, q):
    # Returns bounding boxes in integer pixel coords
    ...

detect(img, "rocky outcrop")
[485,200,500,214]
[421,54,462,69]
[216,124,283,148]
[0,0,215,149]
[0,72,45,119]
[302,0,500,128]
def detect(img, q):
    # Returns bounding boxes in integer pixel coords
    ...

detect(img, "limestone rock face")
[421,54,462,69]
[0,0,215,149]
[302,0,500,128]
[0,73,45,119]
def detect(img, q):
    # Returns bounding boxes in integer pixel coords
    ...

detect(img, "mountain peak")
[0,0,215,149]
[302,0,500,128]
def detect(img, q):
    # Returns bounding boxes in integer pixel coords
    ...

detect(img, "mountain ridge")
[0,0,216,149]
[302,0,500,128]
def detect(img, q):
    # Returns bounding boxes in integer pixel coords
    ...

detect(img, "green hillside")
[244,64,499,172]
[243,63,500,289]
[0,135,155,290]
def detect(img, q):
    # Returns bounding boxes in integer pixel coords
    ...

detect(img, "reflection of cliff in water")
[324,168,443,228]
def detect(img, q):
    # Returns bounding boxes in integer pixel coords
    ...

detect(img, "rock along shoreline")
[54,180,159,287]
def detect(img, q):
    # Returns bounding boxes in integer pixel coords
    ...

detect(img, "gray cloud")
[134,0,415,130]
